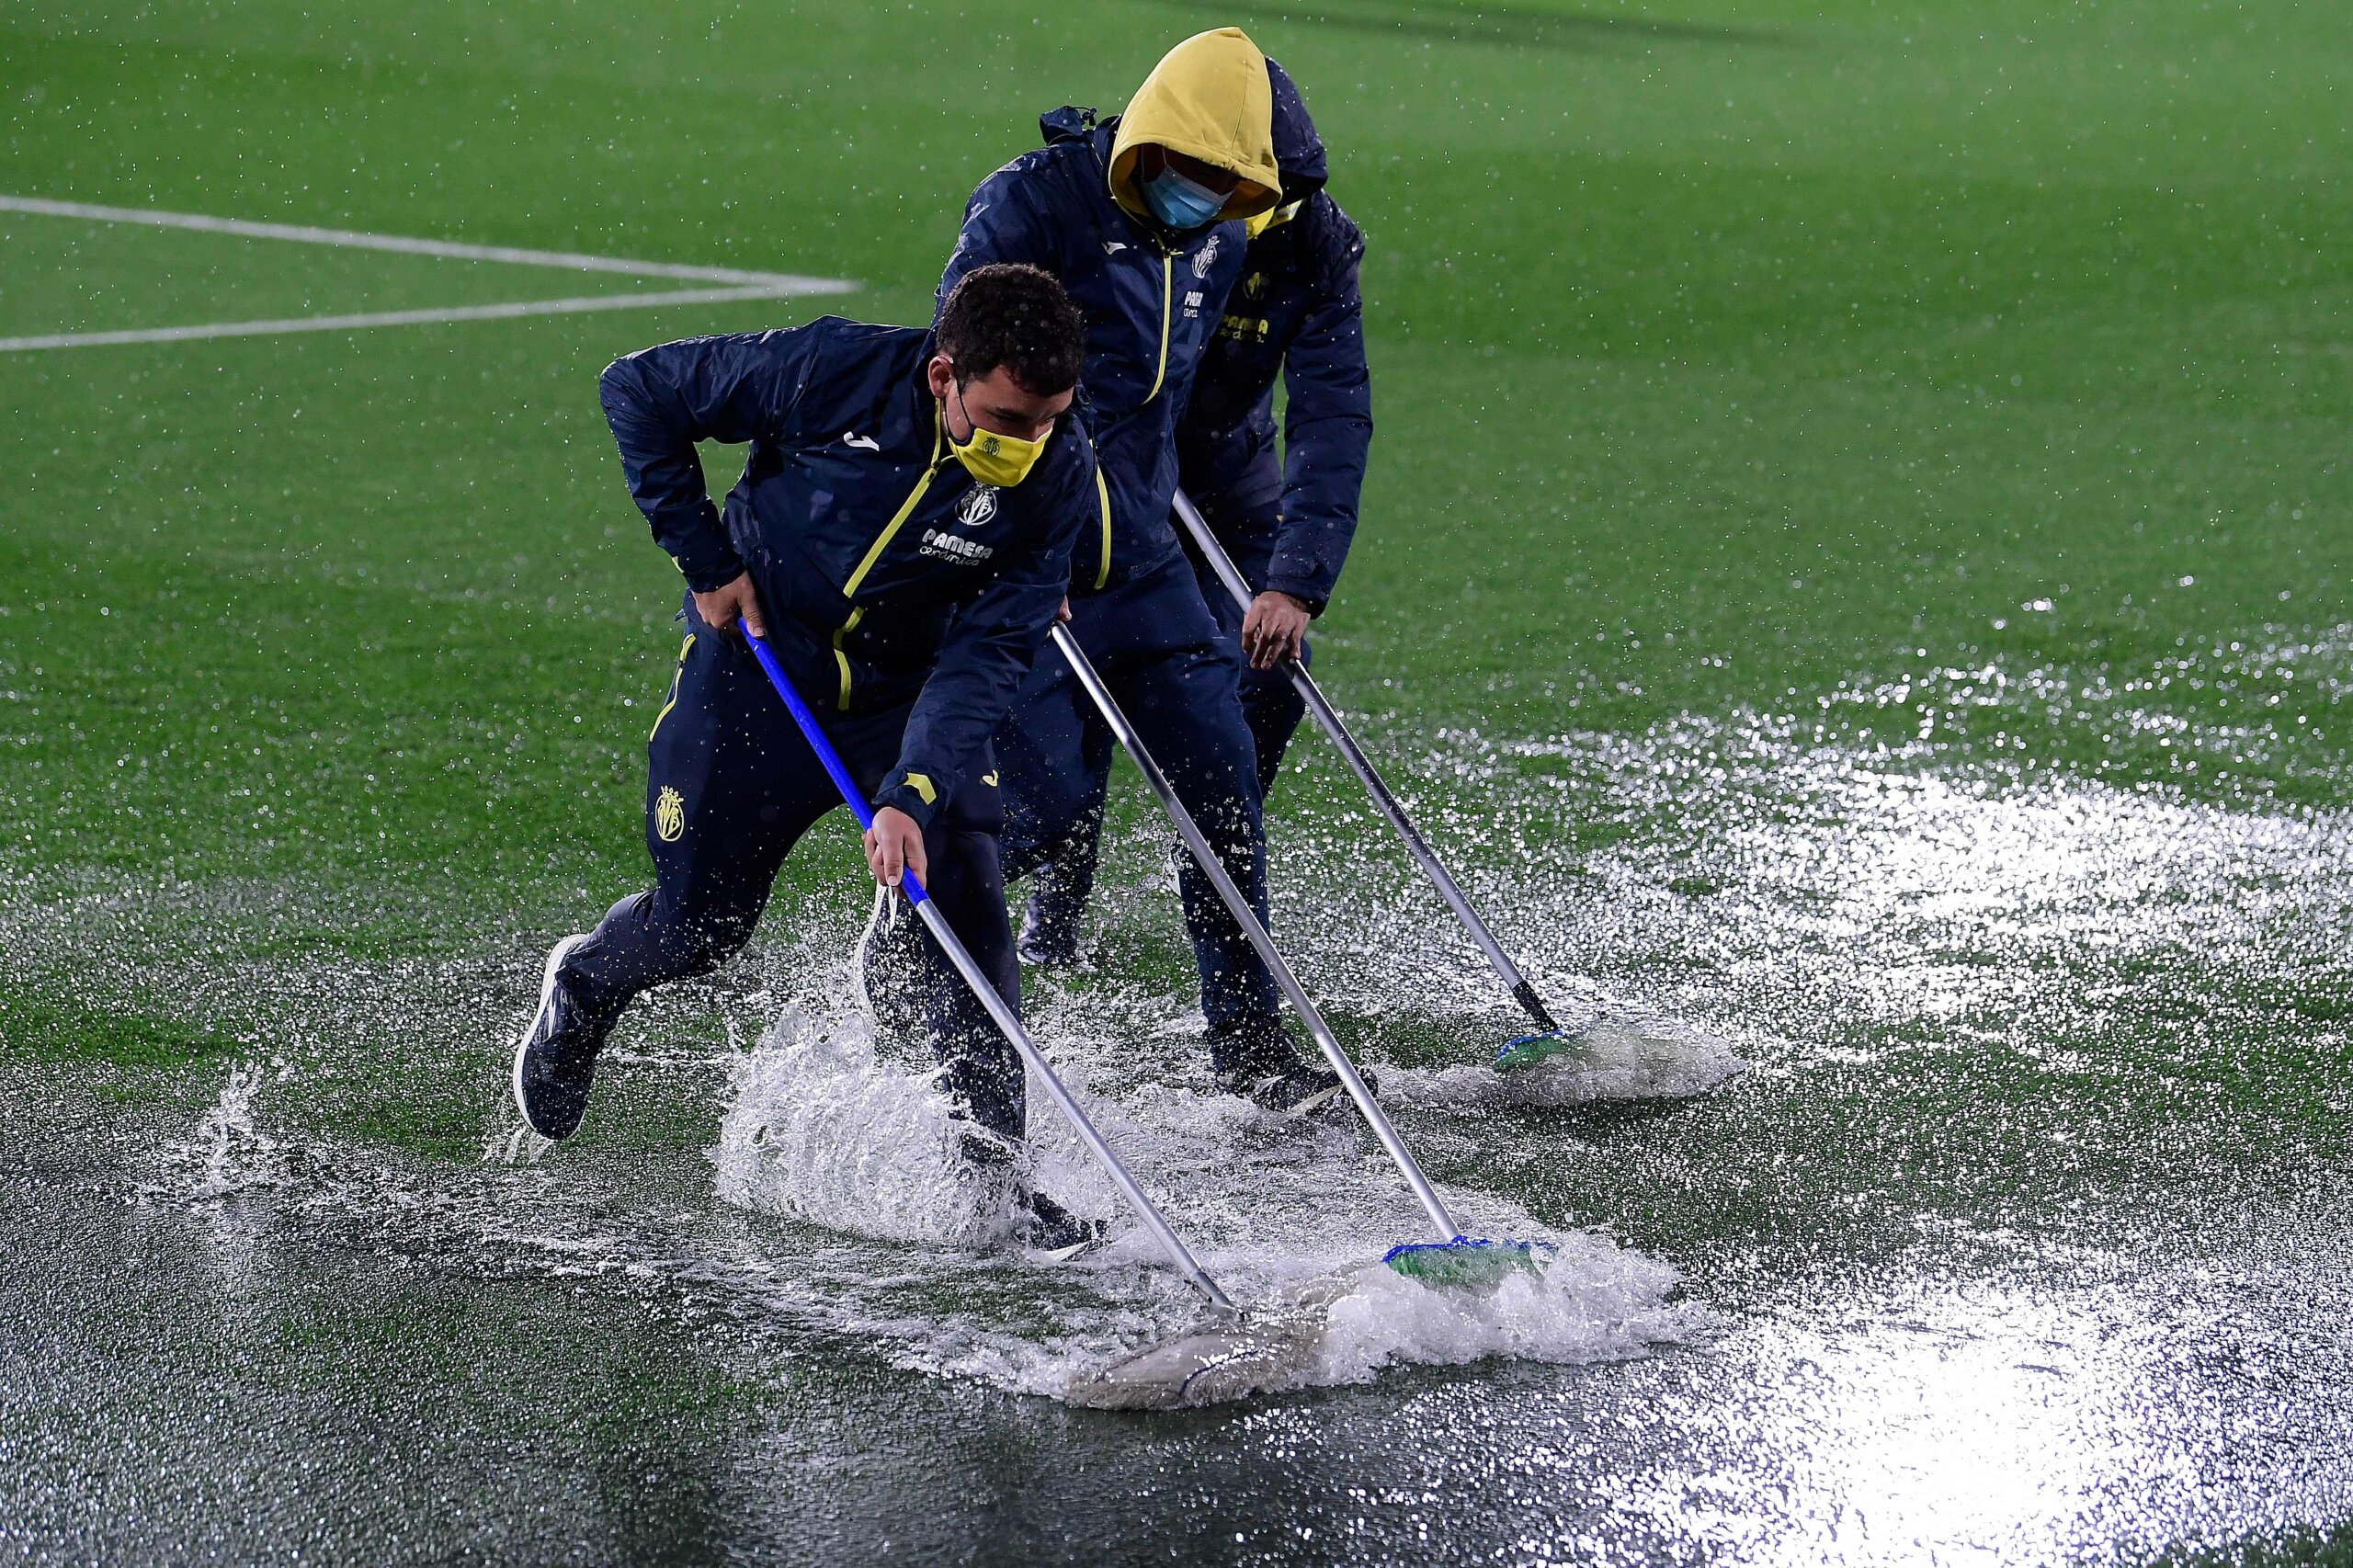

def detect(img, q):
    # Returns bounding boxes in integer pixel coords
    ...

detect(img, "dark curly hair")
[936,263,1086,395]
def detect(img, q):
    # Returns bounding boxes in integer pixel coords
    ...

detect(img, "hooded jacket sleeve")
[599,330,819,592]
[1267,215,1373,612]
[873,443,1093,828]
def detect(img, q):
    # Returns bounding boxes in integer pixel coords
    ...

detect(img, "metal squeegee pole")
[1170,489,1563,1036]
[1050,624,1459,1244]
[743,631,1233,1314]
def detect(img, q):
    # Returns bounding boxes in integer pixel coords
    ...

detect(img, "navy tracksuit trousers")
[995,552,1288,1070]
[565,600,1026,1140]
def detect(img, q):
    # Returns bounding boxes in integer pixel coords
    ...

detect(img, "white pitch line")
[0,193,852,290]
[0,285,825,354]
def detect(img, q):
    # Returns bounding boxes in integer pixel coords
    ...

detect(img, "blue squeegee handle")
[1173,489,1563,1038]
[742,630,896,859]
[741,628,1235,1315]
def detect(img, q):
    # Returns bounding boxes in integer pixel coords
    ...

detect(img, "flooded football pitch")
[8,700,2350,1563]
[6,0,2352,1557]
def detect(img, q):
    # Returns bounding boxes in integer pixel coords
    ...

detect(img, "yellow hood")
[1108,28,1281,226]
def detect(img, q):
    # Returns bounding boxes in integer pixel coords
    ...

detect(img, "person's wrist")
[1264,579,1326,616]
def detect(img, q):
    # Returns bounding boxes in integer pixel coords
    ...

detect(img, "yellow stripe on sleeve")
[1093,465,1113,590]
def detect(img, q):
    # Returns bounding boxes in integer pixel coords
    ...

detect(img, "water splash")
[710,1006,1011,1248]
[140,1060,292,1200]
[1069,1235,1691,1408]
[1320,1233,1688,1379]
[705,1001,1695,1405]
[40,676,2345,1418]
[1390,1006,1751,1108]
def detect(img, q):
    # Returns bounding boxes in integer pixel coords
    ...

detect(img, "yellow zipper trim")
[832,608,863,710]
[834,407,947,710]
[648,633,695,740]
[1144,250,1173,403]
[1092,465,1113,590]
[842,407,946,599]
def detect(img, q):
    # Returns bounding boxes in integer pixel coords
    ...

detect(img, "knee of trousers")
[1240,663,1307,727]
[1003,765,1102,858]
[921,827,1007,917]
[574,882,763,1006]
[1185,769,1267,857]
[938,1054,1025,1142]
[646,885,764,977]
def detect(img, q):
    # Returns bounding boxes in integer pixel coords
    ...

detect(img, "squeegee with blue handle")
[743,627,1234,1314]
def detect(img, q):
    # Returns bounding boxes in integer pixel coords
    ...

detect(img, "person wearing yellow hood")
[875,30,1365,1119]
[984,54,1374,1014]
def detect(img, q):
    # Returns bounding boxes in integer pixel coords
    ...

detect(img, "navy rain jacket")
[1176,60,1372,614]
[938,109,1249,595]
[599,317,1096,826]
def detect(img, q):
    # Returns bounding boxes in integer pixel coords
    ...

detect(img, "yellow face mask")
[948,383,1051,488]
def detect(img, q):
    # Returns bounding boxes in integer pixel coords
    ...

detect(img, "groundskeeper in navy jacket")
[937,54,1279,593]
[598,316,1097,827]
[1176,57,1371,614]
[915,29,1347,1096]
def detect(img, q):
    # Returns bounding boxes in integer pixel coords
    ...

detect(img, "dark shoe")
[511,935,618,1140]
[855,885,926,1039]
[1218,1058,1379,1121]
[1017,1186,1110,1254]
[956,1129,1106,1253]
[1017,869,1084,969]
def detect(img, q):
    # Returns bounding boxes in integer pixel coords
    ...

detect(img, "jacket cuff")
[874,770,942,830]
[655,503,748,593]
[1264,572,1332,617]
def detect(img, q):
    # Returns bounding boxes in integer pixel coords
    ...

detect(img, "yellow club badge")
[654,785,686,843]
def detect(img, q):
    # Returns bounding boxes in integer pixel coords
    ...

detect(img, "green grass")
[1,16,2348,1558]
[2134,1522,2353,1568]
[0,977,243,1067]
[0,0,2347,1104]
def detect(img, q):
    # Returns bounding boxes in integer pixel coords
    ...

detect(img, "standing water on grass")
[6,0,2353,1551]
[708,1004,1701,1403]
[8,705,2352,1561]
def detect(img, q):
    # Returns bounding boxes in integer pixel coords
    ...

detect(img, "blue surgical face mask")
[1142,165,1227,231]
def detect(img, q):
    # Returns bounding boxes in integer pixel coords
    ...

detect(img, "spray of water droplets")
[707,1004,1698,1404]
